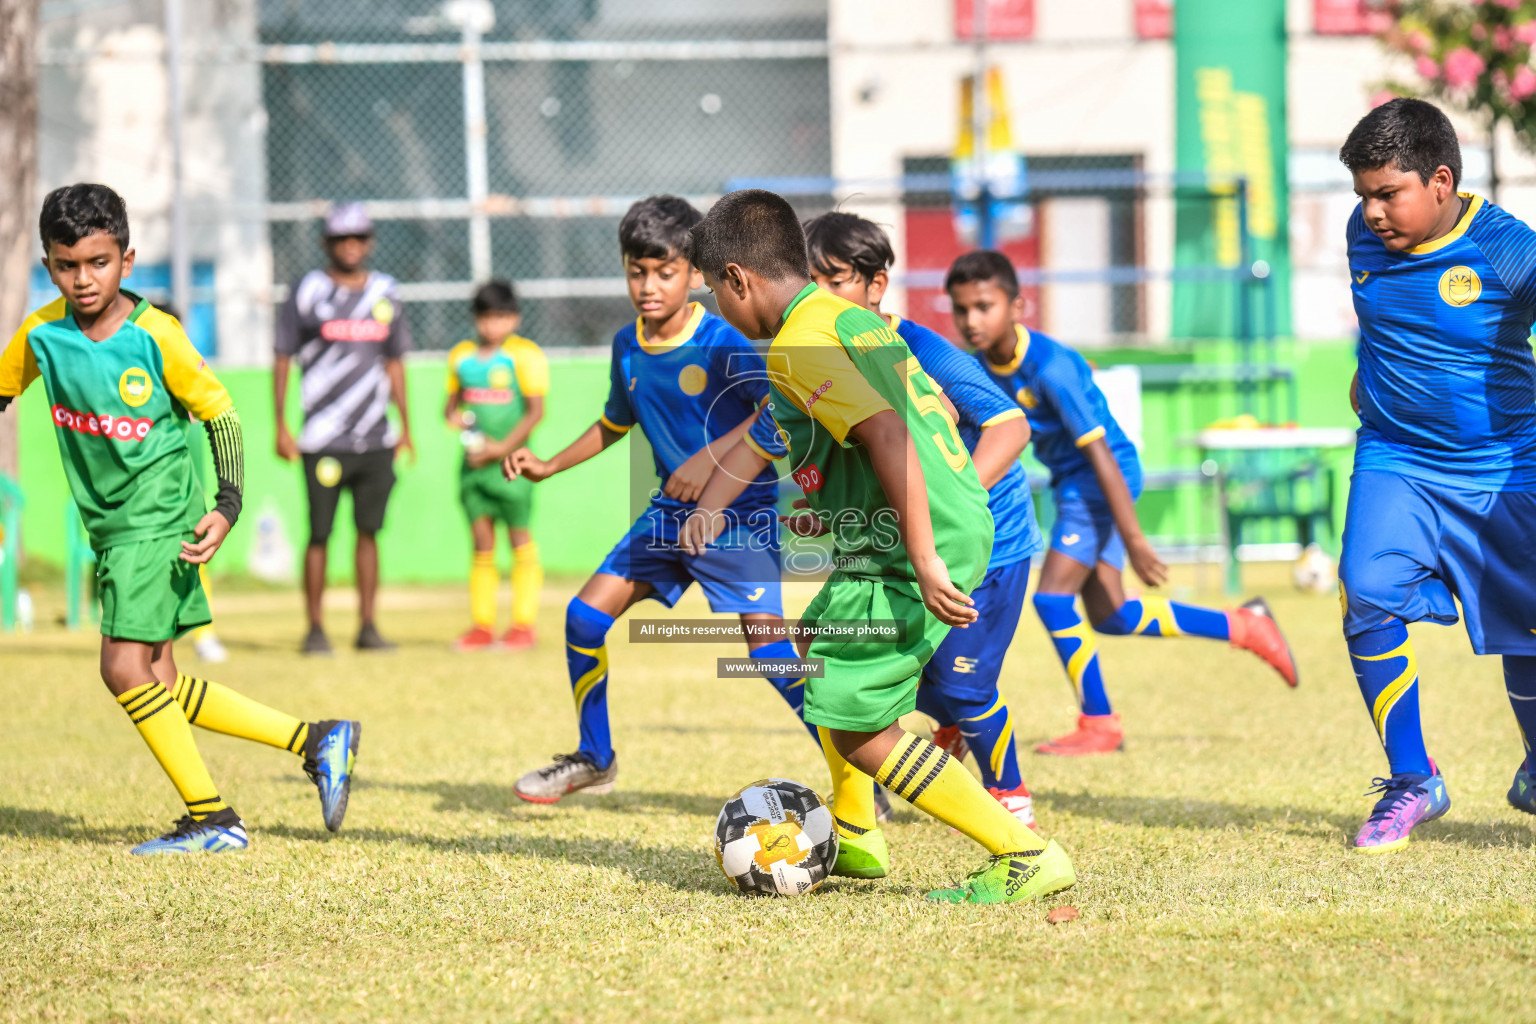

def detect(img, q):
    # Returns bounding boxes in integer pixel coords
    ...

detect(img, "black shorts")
[303,449,396,545]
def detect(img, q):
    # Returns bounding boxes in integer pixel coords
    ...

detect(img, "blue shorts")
[921,559,1031,699]
[595,503,784,615]
[1339,470,1536,655]
[1051,492,1124,570]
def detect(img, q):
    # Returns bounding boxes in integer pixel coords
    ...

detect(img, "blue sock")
[1033,591,1112,716]
[1349,621,1431,776]
[949,691,1022,791]
[915,679,954,728]
[1504,655,1536,766]
[566,597,616,769]
[1095,596,1230,640]
[750,639,818,741]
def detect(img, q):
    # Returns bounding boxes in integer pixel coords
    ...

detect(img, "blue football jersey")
[602,303,777,509]
[891,315,1043,570]
[976,324,1139,498]
[1348,194,1536,491]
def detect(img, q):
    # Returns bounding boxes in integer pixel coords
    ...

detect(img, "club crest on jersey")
[52,405,152,442]
[118,367,152,407]
[488,367,514,389]
[792,463,825,493]
[372,298,395,325]
[1016,386,1038,409]
[1439,265,1481,307]
[678,364,708,396]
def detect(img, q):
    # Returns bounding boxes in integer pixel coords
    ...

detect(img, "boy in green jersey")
[0,184,359,855]
[680,190,1076,904]
[445,280,547,651]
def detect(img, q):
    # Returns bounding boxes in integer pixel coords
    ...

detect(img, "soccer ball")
[1292,542,1338,594]
[714,778,838,897]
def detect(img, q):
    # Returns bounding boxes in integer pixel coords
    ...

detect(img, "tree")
[0,0,38,479]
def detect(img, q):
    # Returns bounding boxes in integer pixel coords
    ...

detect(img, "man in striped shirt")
[274,202,414,655]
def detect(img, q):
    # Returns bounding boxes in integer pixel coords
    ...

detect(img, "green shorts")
[799,571,956,733]
[460,463,534,527]
[97,533,211,643]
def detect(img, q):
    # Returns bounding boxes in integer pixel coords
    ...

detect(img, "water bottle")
[15,587,33,633]
[460,410,486,455]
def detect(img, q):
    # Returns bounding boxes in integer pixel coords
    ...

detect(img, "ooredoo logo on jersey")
[52,405,153,442]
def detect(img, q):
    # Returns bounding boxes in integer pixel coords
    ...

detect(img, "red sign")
[955,0,1034,41]
[1134,0,1173,40]
[1314,0,1390,35]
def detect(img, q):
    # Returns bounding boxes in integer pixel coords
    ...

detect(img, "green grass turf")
[2,564,1533,1023]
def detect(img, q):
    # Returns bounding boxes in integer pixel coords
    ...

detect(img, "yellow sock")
[819,726,877,838]
[118,682,228,820]
[876,731,1043,855]
[172,673,308,755]
[511,541,543,627]
[469,551,498,628]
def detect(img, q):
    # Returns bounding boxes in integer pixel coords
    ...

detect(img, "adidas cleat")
[130,809,248,855]
[1353,759,1450,854]
[926,840,1076,904]
[1035,713,1124,756]
[1229,596,1299,687]
[514,752,617,804]
[1508,761,1536,815]
[304,719,361,832]
[830,826,890,879]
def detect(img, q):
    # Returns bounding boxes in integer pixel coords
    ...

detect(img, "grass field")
[3,564,1534,1023]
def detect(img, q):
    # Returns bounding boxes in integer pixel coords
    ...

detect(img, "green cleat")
[831,827,890,879]
[926,840,1076,904]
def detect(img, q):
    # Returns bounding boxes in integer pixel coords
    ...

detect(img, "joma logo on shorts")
[52,405,152,442]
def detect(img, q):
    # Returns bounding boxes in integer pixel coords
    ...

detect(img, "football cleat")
[501,625,536,651]
[301,625,333,657]
[130,808,248,855]
[1508,761,1536,815]
[989,783,1036,828]
[354,623,396,653]
[931,723,970,762]
[1035,713,1124,756]
[1353,759,1450,854]
[304,719,361,832]
[192,632,229,664]
[872,783,894,824]
[1228,596,1299,687]
[926,840,1076,904]
[454,626,497,652]
[514,752,617,803]
[830,826,890,879]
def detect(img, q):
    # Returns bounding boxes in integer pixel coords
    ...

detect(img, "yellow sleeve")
[980,407,1025,428]
[775,332,893,445]
[506,336,550,398]
[445,340,476,393]
[140,306,233,421]
[0,298,67,397]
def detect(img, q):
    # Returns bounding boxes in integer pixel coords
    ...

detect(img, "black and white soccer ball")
[714,778,838,897]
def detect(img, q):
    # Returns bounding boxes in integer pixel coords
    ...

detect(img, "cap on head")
[324,202,374,238]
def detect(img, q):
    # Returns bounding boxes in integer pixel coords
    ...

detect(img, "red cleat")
[1228,596,1299,687]
[989,783,1036,828]
[931,723,969,762]
[501,625,536,651]
[454,626,497,652]
[1035,713,1124,756]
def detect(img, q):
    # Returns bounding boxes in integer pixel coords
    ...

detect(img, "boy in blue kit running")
[1336,99,1536,852]
[504,195,809,802]
[801,213,1041,826]
[946,251,1297,756]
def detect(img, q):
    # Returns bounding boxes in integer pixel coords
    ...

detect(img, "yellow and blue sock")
[750,639,817,740]
[1095,595,1230,640]
[1349,621,1430,776]
[1503,655,1536,764]
[469,551,499,629]
[118,682,228,820]
[171,673,308,755]
[1033,592,1112,716]
[511,541,543,628]
[949,691,1022,791]
[875,731,1043,855]
[566,597,615,768]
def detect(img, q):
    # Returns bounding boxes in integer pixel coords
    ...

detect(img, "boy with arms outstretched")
[445,280,547,651]
[946,251,1297,755]
[800,212,1041,827]
[682,190,1075,904]
[504,195,812,803]
[1337,99,1536,851]
[0,184,359,854]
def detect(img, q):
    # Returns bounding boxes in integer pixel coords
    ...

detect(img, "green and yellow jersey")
[0,292,234,551]
[445,334,549,447]
[746,284,993,589]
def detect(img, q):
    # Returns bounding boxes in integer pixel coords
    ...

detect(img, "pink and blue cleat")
[1508,761,1536,815]
[1352,759,1450,854]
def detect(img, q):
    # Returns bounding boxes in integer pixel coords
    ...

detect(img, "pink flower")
[1416,55,1442,79]
[1494,0,1522,9]
[1370,89,1399,108]
[1515,21,1536,45]
[1472,23,1487,42]
[1442,47,1487,89]
[1495,26,1515,51]
[1511,64,1536,99]
[1406,30,1432,53]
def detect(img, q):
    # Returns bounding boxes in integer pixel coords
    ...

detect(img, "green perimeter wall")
[11,340,1359,582]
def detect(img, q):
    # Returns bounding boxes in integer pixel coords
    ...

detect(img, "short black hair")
[803,212,894,282]
[619,195,702,262]
[40,183,130,253]
[944,250,1018,299]
[687,189,811,283]
[1340,97,1462,187]
[472,278,519,315]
